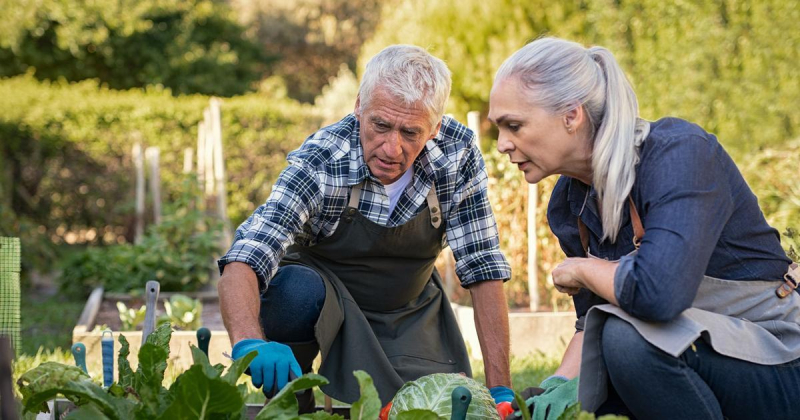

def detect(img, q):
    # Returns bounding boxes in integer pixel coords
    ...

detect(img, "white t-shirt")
[384,168,413,216]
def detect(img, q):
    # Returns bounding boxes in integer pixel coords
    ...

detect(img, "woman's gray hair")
[495,37,643,243]
[358,45,452,128]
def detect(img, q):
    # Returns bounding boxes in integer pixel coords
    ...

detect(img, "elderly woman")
[489,37,800,420]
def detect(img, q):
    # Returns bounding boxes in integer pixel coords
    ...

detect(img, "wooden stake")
[146,147,162,225]
[197,122,206,187]
[528,183,539,311]
[203,108,215,196]
[133,143,145,244]
[210,98,232,245]
[183,148,194,174]
[467,111,481,144]
[0,335,18,420]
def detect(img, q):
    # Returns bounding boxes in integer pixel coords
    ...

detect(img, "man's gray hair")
[495,37,642,243]
[359,45,452,128]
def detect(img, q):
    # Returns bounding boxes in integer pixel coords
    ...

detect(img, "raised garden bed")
[72,287,231,374]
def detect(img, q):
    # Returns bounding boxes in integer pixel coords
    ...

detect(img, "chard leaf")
[117,335,134,390]
[156,364,243,419]
[65,404,110,419]
[513,391,532,420]
[255,374,329,420]
[190,345,221,379]
[221,350,257,385]
[144,323,173,356]
[133,343,169,418]
[395,409,442,419]
[17,362,134,419]
[349,370,380,420]
[300,412,345,419]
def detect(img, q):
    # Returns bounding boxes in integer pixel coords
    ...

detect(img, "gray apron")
[577,199,800,411]
[281,181,471,404]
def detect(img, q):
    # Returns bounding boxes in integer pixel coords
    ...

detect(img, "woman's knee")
[601,316,656,375]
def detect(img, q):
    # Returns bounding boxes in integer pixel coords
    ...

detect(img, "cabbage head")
[389,373,498,419]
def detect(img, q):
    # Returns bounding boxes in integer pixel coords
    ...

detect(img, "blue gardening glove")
[490,386,515,419]
[232,339,302,398]
[528,375,579,420]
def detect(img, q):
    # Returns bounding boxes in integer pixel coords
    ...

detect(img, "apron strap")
[578,197,645,255]
[348,181,442,229]
[348,182,363,209]
[426,183,442,229]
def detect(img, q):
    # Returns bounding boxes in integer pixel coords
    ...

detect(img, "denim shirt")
[547,117,791,327]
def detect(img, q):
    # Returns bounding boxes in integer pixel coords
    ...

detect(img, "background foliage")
[1,0,797,313]
[0,0,269,96]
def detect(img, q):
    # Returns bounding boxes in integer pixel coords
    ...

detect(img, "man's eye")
[375,123,390,131]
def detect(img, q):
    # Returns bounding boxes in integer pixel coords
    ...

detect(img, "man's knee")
[260,265,326,342]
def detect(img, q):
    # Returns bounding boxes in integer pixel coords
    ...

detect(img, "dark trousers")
[259,264,326,412]
[599,316,800,420]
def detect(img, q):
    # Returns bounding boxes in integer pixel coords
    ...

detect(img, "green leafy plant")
[116,302,147,331]
[160,294,203,331]
[388,373,497,419]
[784,228,799,261]
[15,321,385,419]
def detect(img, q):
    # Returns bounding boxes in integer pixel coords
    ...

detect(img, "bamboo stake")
[528,184,539,311]
[146,147,162,225]
[197,121,206,187]
[183,148,194,174]
[210,98,232,245]
[133,143,145,244]
[203,108,215,196]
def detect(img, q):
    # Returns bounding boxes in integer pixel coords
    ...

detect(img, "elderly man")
[218,45,514,414]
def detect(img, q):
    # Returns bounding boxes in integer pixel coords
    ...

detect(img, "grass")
[20,291,85,355]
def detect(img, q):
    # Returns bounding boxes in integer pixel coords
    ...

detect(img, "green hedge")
[0,75,321,276]
[362,0,799,153]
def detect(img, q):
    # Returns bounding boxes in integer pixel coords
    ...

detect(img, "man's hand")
[232,339,302,398]
[528,376,579,420]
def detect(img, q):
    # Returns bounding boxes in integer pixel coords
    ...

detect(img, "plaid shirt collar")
[346,116,454,187]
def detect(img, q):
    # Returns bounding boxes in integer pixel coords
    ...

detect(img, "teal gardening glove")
[528,375,579,420]
[232,339,302,398]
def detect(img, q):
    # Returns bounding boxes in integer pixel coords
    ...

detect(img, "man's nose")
[383,131,403,157]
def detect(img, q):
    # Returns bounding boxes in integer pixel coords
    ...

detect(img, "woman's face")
[488,77,591,184]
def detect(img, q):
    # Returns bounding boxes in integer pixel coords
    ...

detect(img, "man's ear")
[429,120,442,140]
[354,94,362,118]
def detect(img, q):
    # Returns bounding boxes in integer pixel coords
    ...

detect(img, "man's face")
[355,88,441,185]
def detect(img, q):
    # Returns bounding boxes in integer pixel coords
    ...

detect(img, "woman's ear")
[563,104,586,134]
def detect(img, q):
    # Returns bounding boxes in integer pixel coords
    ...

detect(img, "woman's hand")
[552,257,587,296]
[553,258,620,305]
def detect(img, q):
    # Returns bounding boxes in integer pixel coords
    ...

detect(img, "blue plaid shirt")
[219,114,511,289]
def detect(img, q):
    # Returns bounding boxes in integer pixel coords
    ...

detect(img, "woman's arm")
[552,331,584,378]
[552,258,619,306]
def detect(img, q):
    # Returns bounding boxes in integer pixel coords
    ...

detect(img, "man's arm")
[469,279,511,388]
[219,262,265,344]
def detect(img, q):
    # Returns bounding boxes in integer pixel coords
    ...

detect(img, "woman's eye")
[507,124,520,132]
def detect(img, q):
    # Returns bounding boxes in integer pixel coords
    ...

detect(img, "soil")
[93,294,226,331]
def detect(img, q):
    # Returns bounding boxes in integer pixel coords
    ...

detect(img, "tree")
[0,0,270,97]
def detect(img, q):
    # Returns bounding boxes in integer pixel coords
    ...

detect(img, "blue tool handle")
[71,342,87,374]
[101,330,114,387]
[197,327,211,356]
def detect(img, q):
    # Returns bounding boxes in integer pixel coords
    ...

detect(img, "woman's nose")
[496,132,514,154]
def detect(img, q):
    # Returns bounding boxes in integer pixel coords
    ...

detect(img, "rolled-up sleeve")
[613,135,733,322]
[447,145,512,286]
[218,164,322,291]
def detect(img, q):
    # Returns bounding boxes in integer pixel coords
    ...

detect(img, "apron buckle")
[776,263,799,298]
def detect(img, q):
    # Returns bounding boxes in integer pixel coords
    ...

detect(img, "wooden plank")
[133,143,145,244]
[73,287,104,334]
